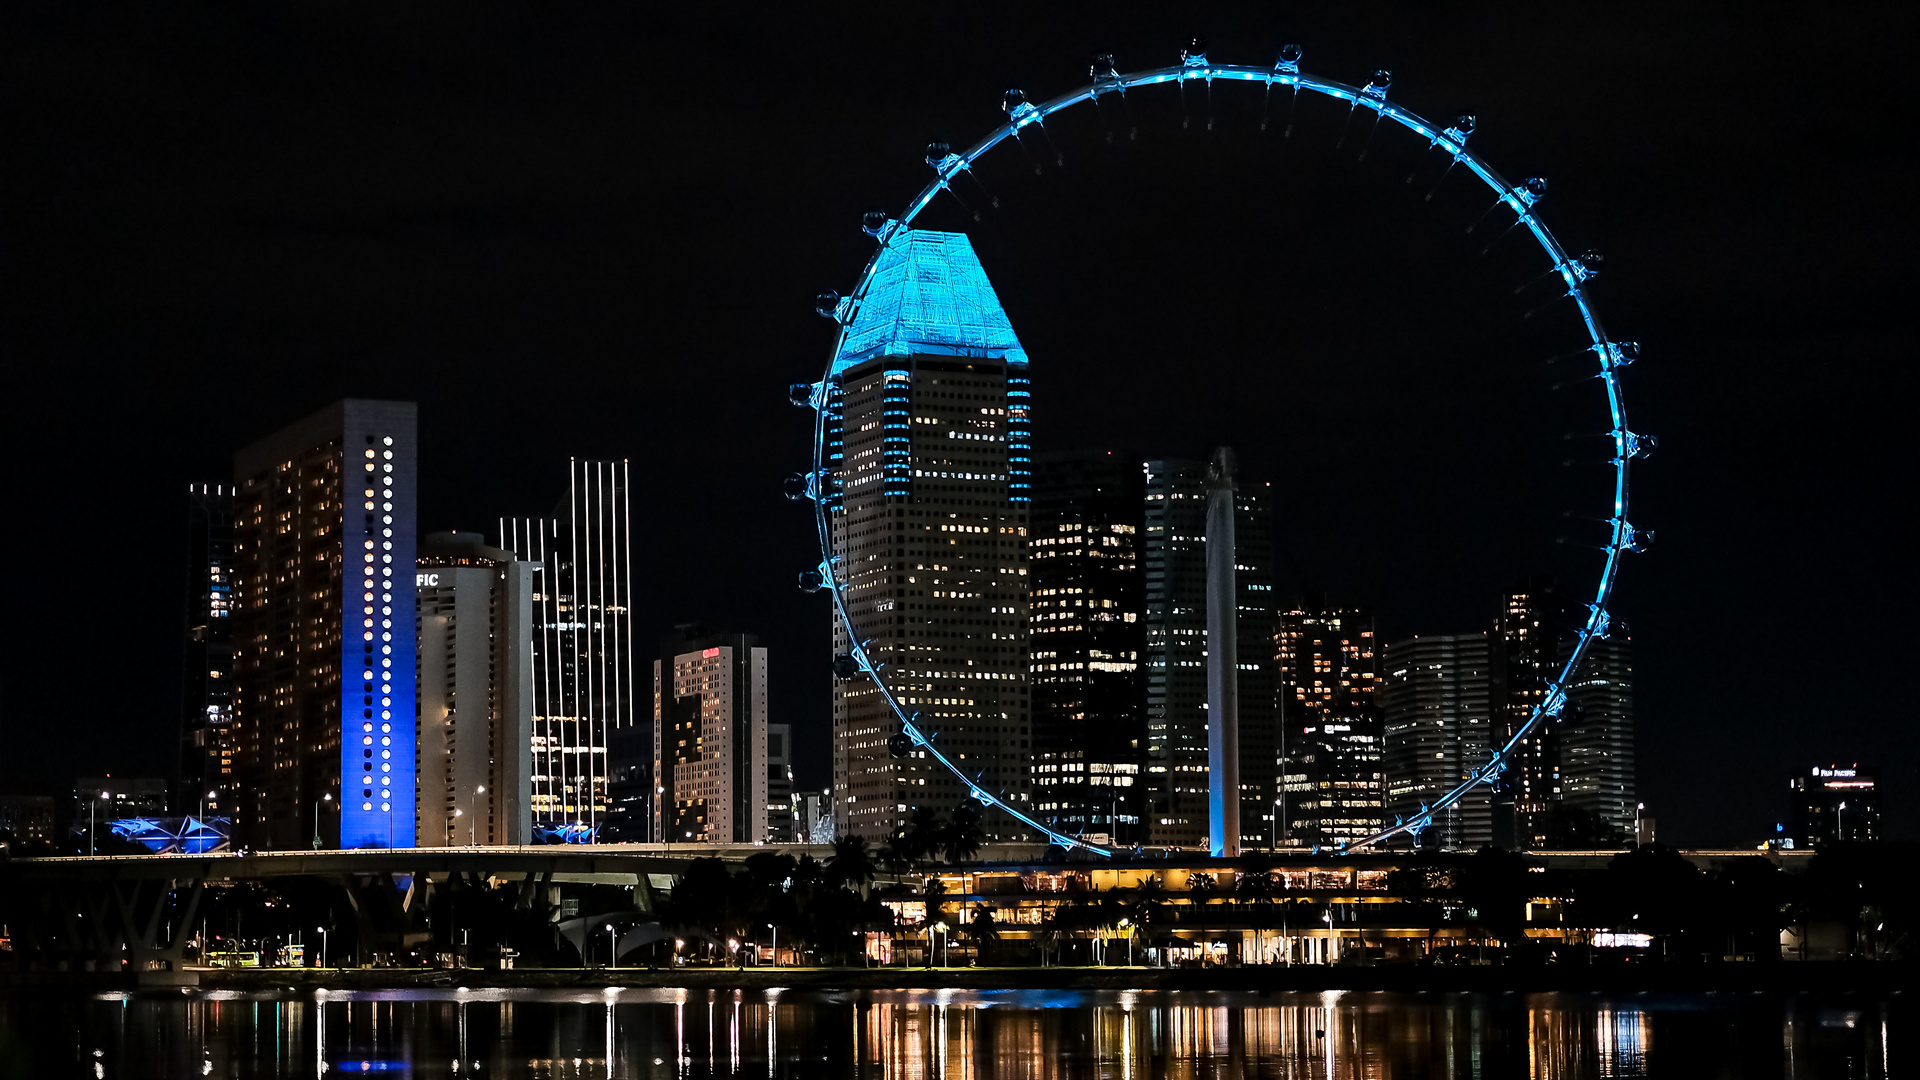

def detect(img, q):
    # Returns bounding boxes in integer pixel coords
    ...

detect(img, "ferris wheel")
[789,40,1648,854]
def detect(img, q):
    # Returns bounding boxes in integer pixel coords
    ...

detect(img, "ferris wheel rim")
[804,56,1639,856]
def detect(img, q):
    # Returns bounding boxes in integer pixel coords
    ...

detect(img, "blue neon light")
[803,48,1642,855]
[339,420,417,850]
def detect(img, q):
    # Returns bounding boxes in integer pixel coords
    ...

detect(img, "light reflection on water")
[0,986,1903,1079]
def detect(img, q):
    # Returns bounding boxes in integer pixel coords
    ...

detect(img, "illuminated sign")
[416,572,439,587]
[1812,767,1856,778]
[702,647,722,658]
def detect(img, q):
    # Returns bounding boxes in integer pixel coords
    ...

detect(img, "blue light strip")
[809,57,1636,855]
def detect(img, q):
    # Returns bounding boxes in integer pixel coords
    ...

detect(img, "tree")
[939,806,986,865]
[827,835,877,897]
[1458,846,1534,948]
[1589,844,1708,956]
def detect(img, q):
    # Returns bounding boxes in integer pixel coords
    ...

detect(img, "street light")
[471,786,486,845]
[606,924,617,969]
[1838,801,1848,842]
[1119,918,1133,967]
[88,791,108,856]
[313,793,332,850]
[768,922,778,968]
[317,926,329,969]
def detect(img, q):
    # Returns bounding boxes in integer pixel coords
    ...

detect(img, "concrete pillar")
[1206,447,1240,858]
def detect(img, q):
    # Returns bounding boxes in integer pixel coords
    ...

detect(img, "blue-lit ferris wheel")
[790,41,1649,855]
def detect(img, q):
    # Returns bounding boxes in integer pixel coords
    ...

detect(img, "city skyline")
[3,9,1912,846]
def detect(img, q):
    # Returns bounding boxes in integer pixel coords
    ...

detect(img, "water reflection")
[0,986,1902,1079]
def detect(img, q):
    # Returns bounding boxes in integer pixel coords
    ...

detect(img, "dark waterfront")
[0,987,1905,1079]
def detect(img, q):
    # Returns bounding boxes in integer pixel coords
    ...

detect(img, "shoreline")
[5,963,1910,996]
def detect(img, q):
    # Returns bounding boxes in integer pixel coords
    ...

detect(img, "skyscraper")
[651,631,769,844]
[1380,634,1494,851]
[1559,634,1637,839]
[825,230,1033,842]
[1275,598,1383,849]
[231,399,418,850]
[1141,458,1275,850]
[1490,578,1575,849]
[1030,450,1147,846]
[181,484,236,819]
[502,460,635,841]
[414,532,536,846]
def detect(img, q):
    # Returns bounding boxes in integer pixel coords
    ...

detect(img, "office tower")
[652,631,769,844]
[1558,634,1637,838]
[231,399,417,850]
[1380,634,1494,851]
[1275,598,1384,849]
[1789,764,1880,847]
[1030,450,1147,846]
[765,723,795,842]
[413,533,535,847]
[825,229,1032,842]
[1490,578,1575,849]
[502,460,635,842]
[181,484,236,818]
[1141,458,1276,850]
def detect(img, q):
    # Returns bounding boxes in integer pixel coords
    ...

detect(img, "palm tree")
[827,835,877,898]
[905,806,945,867]
[939,805,986,865]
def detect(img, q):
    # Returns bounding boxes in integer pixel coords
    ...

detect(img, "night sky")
[6,5,1913,844]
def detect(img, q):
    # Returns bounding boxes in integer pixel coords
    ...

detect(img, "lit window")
[383,437,392,446]
[381,802,391,812]
[362,802,373,811]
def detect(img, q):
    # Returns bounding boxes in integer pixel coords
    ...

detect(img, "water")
[0,986,1904,1078]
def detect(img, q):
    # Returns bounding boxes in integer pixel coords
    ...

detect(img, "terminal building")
[230,399,418,850]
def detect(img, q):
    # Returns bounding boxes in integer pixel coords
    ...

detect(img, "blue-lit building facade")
[826,230,1035,841]
[232,399,417,850]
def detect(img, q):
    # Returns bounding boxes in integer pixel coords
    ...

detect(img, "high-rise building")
[1141,458,1275,850]
[1275,598,1383,850]
[605,719,652,843]
[651,631,769,844]
[1489,578,1575,849]
[414,533,535,847]
[502,460,636,842]
[231,399,418,850]
[1559,634,1637,839]
[1789,764,1880,847]
[1029,450,1147,846]
[825,229,1033,842]
[767,723,794,843]
[1381,634,1494,851]
[181,484,236,819]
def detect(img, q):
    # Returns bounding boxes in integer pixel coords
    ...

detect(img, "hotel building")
[651,631,769,844]
[414,532,536,846]
[231,399,418,849]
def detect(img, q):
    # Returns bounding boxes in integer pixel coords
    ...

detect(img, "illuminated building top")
[835,230,1029,371]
